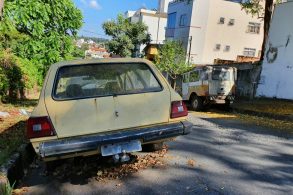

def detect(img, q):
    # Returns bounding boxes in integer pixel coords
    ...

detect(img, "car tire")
[142,142,164,152]
[190,95,204,111]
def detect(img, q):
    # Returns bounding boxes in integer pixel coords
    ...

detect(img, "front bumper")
[39,121,192,158]
[209,95,235,103]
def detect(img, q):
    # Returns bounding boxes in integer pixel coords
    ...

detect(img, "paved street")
[21,112,293,195]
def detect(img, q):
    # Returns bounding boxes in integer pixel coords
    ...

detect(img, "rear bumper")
[38,121,192,158]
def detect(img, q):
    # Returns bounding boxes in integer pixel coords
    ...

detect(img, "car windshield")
[212,69,231,81]
[54,63,162,100]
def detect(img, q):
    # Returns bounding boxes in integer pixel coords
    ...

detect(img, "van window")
[212,69,230,81]
[53,63,162,100]
[189,71,200,82]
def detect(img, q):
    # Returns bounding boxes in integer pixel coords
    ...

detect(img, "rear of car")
[27,59,191,161]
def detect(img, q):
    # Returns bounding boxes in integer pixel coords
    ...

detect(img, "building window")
[218,17,225,24]
[228,19,235,26]
[215,44,221,51]
[179,14,187,27]
[224,45,231,52]
[243,48,256,57]
[167,12,177,29]
[247,22,261,34]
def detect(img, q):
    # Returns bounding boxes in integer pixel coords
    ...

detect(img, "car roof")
[51,58,154,68]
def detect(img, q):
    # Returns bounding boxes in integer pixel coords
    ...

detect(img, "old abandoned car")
[27,58,192,162]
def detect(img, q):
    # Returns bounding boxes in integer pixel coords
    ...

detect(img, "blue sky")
[73,0,158,38]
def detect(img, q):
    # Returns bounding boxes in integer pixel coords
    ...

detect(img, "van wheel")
[224,100,231,111]
[190,95,204,111]
[142,142,164,152]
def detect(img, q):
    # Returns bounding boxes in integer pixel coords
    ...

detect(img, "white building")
[125,0,172,53]
[166,0,264,64]
[257,1,293,100]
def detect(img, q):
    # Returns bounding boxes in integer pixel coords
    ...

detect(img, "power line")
[80,30,109,38]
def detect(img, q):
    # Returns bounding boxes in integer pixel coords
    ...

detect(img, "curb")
[232,107,293,122]
[0,144,36,189]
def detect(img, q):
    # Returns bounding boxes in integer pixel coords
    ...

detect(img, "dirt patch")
[0,100,37,165]
[17,145,169,190]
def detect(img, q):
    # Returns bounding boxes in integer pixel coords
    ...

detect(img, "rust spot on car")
[94,98,98,113]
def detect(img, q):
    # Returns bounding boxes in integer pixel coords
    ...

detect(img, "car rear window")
[53,63,162,100]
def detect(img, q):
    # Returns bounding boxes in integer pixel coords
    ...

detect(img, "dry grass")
[233,98,293,116]
[0,100,37,165]
[191,110,293,133]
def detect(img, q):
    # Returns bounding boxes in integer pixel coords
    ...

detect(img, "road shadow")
[168,118,293,194]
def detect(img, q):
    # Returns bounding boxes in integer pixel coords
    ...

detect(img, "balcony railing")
[169,0,193,6]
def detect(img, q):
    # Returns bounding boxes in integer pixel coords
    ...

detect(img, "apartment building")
[166,0,264,64]
[125,0,172,54]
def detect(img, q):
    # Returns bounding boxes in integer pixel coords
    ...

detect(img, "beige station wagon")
[27,59,192,162]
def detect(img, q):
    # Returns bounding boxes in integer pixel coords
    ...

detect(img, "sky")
[73,0,159,39]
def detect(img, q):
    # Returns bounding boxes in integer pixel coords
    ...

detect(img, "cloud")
[79,0,102,11]
[89,0,102,10]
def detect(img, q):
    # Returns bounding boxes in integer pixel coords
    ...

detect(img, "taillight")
[171,101,188,118]
[27,117,56,139]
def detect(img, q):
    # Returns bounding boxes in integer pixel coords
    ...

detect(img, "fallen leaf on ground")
[187,159,196,167]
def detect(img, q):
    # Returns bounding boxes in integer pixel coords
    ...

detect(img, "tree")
[155,40,191,89]
[3,0,83,73]
[241,0,281,61]
[0,0,82,100]
[103,14,150,57]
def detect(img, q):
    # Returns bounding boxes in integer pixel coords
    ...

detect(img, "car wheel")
[142,142,164,152]
[190,95,204,111]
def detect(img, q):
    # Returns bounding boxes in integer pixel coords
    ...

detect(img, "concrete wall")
[141,14,167,44]
[202,0,264,64]
[256,2,293,100]
[236,65,262,98]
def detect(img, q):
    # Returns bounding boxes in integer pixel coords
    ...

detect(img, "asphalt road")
[20,112,293,195]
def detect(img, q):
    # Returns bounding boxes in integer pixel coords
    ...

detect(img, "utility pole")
[187,36,193,65]
[156,13,161,44]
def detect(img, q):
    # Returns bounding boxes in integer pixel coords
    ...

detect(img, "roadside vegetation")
[155,40,192,89]
[0,99,37,165]
[0,0,83,101]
